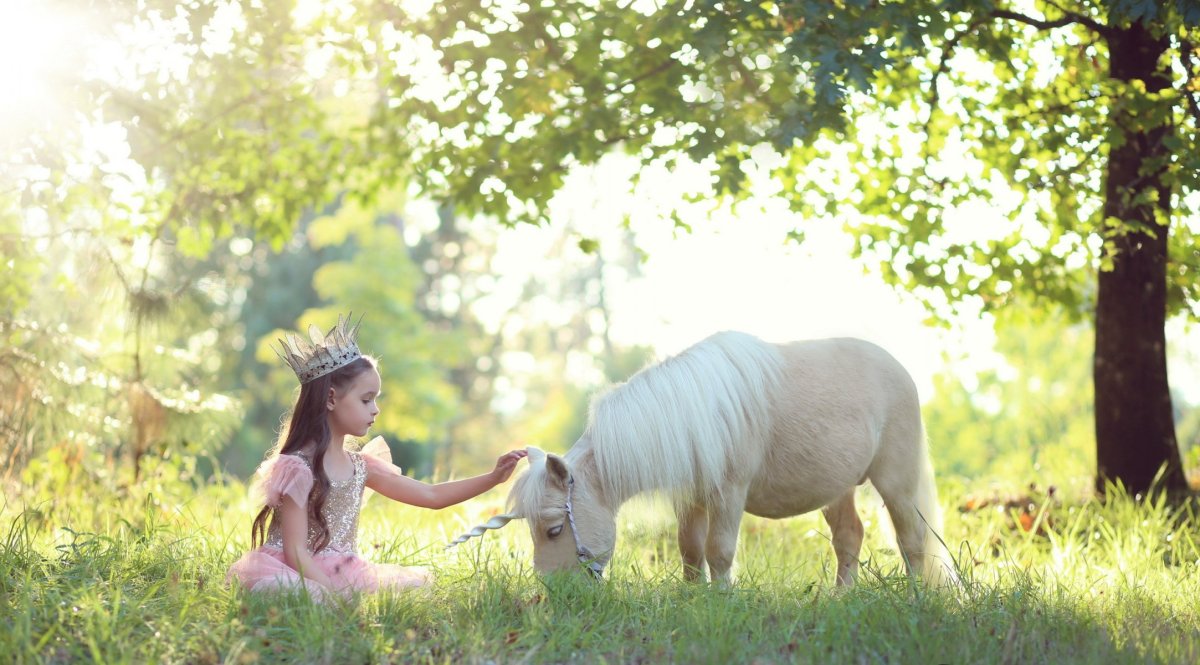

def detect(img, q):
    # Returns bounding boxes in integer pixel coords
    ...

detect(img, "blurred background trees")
[0,0,632,486]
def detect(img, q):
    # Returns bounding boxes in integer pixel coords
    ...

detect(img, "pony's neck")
[568,440,650,510]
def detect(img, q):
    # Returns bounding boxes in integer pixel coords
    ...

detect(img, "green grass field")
[3,470,1199,664]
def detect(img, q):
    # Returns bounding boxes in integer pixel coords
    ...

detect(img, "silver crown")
[275,313,363,384]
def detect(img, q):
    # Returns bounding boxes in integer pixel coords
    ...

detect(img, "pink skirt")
[227,547,431,601]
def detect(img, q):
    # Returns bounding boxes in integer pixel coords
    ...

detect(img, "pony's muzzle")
[581,560,605,581]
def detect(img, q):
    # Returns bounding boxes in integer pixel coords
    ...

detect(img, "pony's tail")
[913,431,960,587]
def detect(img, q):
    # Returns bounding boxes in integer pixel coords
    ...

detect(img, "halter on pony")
[445,475,605,579]
[566,475,605,579]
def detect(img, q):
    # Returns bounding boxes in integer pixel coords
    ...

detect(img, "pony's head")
[508,445,616,577]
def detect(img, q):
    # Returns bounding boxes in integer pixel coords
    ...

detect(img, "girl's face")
[328,368,381,438]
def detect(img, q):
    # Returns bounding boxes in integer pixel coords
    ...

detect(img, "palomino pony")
[454,331,956,586]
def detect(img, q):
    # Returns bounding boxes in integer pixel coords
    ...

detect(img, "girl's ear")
[327,387,336,411]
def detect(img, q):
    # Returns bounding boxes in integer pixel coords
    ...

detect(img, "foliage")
[383,0,1200,319]
[925,309,1200,487]
[3,0,657,481]
[218,228,341,477]
[12,0,1198,493]
[1,0,381,479]
[4,466,1200,663]
[383,202,655,474]
[840,1,1199,320]
[0,226,244,480]
[6,0,343,358]
[372,0,1200,493]
[400,203,512,474]
[259,200,467,462]
[925,309,1096,483]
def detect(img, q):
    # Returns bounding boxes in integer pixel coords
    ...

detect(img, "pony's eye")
[547,524,564,539]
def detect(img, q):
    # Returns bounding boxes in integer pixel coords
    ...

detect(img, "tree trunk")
[1093,21,1187,497]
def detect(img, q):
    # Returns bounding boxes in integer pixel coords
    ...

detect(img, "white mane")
[579,331,783,505]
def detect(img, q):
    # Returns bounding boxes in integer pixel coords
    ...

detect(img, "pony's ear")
[526,446,546,464]
[545,453,570,489]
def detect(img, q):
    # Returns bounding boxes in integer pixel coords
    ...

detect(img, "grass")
[3,471,1200,664]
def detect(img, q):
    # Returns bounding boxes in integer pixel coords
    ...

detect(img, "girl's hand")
[490,449,528,484]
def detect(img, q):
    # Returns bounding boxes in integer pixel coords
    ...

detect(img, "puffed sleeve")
[361,436,399,472]
[360,437,402,504]
[252,454,314,508]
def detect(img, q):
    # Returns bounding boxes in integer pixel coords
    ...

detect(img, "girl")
[227,315,527,599]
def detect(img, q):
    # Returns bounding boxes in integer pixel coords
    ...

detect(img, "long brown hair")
[250,356,376,553]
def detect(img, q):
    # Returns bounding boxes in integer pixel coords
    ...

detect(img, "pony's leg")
[676,502,708,582]
[821,490,864,587]
[870,420,954,584]
[873,477,930,578]
[704,487,748,586]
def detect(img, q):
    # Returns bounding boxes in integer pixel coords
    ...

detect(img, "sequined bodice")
[263,452,367,556]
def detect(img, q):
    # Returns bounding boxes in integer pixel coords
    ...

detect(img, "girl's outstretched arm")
[365,449,528,509]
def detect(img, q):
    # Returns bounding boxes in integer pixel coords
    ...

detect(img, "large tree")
[368,0,1200,495]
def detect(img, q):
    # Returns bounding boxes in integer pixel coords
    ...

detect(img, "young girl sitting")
[227,314,526,600]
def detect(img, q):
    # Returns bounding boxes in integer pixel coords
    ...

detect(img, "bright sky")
[0,2,71,144]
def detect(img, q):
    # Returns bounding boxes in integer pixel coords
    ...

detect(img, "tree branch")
[0,226,104,241]
[990,8,1112,38]
[1013,91,1108,120]
[608,58,680,94]
[927,17,990,122]
[920,16,993,173]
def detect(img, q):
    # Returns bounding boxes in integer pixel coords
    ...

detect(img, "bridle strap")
[565,476,605,579]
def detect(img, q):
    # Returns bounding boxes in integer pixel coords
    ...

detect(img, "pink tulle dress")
[227,438,431,600]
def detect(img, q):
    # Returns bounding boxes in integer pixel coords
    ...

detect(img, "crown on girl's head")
[275,313,364,384]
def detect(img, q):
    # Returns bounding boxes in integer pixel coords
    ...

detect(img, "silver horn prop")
[445,513,521,549]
